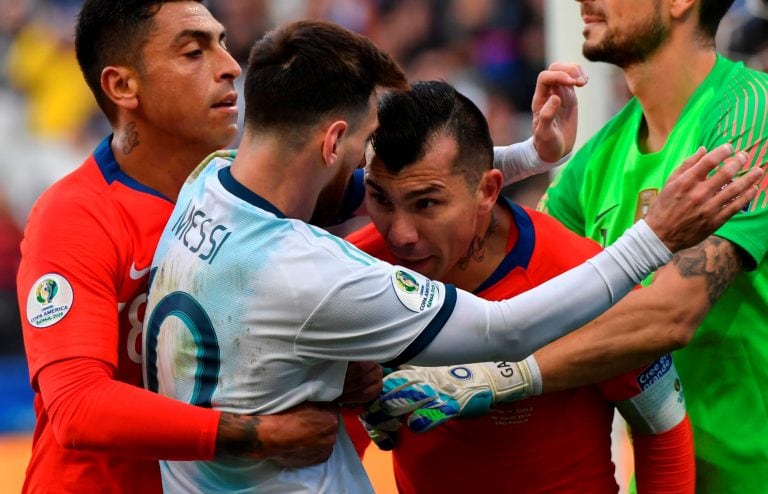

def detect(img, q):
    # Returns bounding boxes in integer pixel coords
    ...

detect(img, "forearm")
[412,220,671,365]
[535,237,744,393]
[39,357,219,460]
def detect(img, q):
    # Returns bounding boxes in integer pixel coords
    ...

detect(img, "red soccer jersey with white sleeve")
[17,137,174,492]
[347,201,692,493]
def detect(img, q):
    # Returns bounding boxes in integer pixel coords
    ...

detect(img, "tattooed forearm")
[216,412,264,457]
[672,236,745,306]
[458,213,498,270]
[119,122,140,154]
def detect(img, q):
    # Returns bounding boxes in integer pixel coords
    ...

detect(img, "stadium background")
[0,0,766,492]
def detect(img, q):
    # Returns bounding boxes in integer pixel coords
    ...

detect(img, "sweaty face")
[364,134,485,280]
[578,0,669,67]
[136,2,242,152]
[313,94,379,226]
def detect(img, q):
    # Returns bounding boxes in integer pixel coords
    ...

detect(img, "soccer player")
[143,19,759,492]
[15,2,346,492]
[368,1,768,492]
[538,1,768,491]
[347,79,694,493]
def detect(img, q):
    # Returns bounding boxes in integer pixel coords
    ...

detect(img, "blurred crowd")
[0,0,766,355]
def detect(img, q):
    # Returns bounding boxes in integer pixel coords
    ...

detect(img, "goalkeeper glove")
[360,356,542,450]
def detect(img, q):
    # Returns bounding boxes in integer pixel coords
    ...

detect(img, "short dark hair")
[243,20,408,141]
[75,0,201,119]
[372,80,494,188]
[699,0,736,38]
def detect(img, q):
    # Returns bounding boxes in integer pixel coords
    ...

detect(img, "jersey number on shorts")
[144,292,220,408]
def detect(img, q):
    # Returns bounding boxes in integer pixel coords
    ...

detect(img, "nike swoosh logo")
[595,204,619,223]
[129,262,151,280]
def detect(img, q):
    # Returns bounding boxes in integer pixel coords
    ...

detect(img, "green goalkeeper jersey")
[540,55,768,494]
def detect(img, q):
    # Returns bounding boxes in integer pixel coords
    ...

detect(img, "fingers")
[406,399,459,433]
[541,62,588,86]
[359,407,402,451]
[713,166,764,222]
[531,62,585,114]
[666,146,706,183]
[683,143,735,181]
[379,379,437,415]
[537,94,562,128]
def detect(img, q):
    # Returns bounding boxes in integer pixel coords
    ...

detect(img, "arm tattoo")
[216,412,264,457]
[672,236,745,306]
[119,122,140,154]
[457,213,497,270]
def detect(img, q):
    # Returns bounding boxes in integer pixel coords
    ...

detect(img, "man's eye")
[372,194,391,206]
[185,49,203,58]
[415,199,436,209]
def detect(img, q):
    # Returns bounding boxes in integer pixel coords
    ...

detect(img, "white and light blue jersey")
[142,155,456,493]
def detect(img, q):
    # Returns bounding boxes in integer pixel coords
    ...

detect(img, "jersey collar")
[473,197,535,294]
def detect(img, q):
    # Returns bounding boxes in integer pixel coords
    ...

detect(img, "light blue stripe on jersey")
[305,225,378,266]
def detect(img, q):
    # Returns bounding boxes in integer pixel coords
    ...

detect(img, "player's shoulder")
[717,57,768,105]
[577,99,642,156]
[525,207,599,248]
[522,206,602,266]
[29,154,113,223]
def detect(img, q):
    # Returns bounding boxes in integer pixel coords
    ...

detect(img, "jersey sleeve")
[632,417,695,494]
[700,65,768,267]
[294,258,457,365]
[536,152,588,235]
[38,357,219,460]
[18,185,123,383]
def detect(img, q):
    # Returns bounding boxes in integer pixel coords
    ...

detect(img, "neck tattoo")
[458,213,497,270]
[120,122,140,155]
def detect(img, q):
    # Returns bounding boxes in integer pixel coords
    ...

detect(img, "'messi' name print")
[171,201,231,264]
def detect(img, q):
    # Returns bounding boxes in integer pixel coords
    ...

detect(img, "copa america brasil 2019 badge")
[26,273,74,328]
[392,267,438,312]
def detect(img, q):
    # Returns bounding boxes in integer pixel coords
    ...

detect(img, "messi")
[171,200,231,264]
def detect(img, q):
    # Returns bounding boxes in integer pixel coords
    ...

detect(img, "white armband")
[494,137,572,186]
[616,355,687,434]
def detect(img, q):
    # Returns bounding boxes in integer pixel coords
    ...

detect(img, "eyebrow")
[172,29,226,47]
[365,177,443,201]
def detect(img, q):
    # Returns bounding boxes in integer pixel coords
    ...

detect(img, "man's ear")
[669,0,696,20]
[321,120,348,168]
[101,65,140,111]
[477,168,503,214]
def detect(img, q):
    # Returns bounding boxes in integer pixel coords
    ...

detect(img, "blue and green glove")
[360,357,542,450]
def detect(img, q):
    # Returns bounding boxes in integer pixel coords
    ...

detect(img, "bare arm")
[216,403,339,467]
[535,235,746,393]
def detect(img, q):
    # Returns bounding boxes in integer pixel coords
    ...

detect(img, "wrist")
[215,412,269,459]
[481,356,542,404]
[531,136,572,167]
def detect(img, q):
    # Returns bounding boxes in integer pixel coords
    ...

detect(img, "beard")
[583,8,669,68]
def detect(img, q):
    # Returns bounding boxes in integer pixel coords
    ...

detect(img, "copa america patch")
[391,267,438,312]
[26,273,74,328]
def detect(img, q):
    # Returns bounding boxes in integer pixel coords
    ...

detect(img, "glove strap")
[484,355,542,403]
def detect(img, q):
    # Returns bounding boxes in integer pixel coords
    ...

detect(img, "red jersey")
[17,137,174,492]
[347,201,693,494]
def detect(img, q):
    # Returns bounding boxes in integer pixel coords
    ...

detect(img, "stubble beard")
[582,9,669,68]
